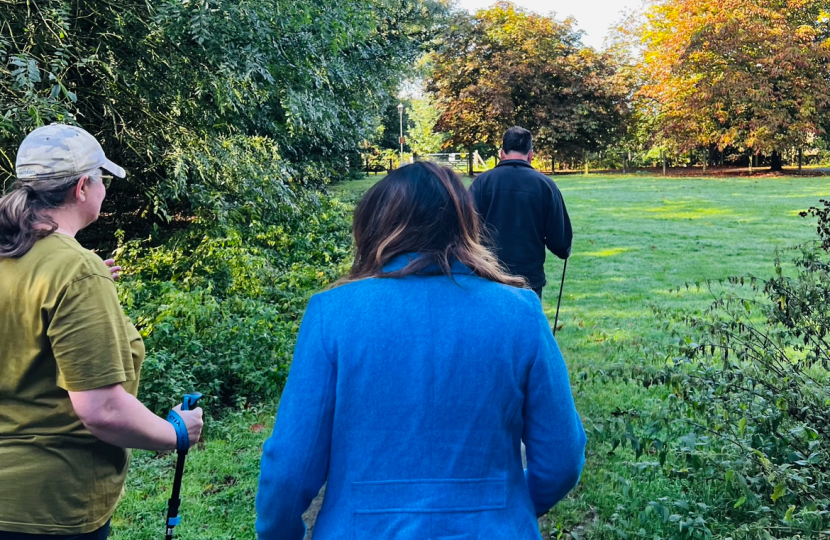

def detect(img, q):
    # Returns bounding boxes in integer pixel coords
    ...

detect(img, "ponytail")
[0,174,83,258]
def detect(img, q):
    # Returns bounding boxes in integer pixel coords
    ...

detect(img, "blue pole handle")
[167,393,202,452]
[182,392,202,411]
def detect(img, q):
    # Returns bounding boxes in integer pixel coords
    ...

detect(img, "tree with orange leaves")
[637,0,830,170]
[426,2,628,174]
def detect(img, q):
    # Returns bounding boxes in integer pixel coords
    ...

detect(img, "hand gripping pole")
[164,392,202,540]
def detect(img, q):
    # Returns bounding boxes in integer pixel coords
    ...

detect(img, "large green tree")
[426,2,628,172]
[407,97,447,155]
[0,0,443,230]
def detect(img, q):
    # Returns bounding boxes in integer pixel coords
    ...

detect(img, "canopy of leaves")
[0,0,443,234]
[637,0,830,154]
[406,97,446,155]
[426,1,629,158]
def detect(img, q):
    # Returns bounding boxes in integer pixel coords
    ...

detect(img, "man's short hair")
[502,127,533,155]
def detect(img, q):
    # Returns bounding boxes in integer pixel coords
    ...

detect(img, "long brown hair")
[0,173,89,258]
[336,161,526,288]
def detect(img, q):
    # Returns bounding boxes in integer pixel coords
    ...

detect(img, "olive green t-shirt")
[0,233,144,535]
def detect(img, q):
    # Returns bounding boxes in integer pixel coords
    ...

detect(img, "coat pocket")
[350,478,507,540]
[351,477,507,513]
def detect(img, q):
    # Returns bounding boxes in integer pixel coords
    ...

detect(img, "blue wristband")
[166,410,189,452]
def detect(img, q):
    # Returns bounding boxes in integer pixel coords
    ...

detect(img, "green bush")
[590,254,830,538]
[579,203,830,539]
[115,194,354,414]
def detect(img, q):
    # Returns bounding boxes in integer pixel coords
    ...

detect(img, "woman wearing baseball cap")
[0,124,203,539]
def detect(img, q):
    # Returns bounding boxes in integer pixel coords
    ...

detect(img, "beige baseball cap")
[15,124,126,180]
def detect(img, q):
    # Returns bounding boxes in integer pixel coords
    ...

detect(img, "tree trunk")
[584,150,589,176]
[467,148,474,177]
[662,149,667,176]
[770,150,783,171]
[798,148,803,173]
[702,148,707,174]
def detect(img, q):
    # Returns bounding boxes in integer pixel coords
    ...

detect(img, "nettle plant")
[602,204,830,539]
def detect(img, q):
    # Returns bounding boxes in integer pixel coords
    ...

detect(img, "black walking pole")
[553,258,568,337]
[164,392,202,540]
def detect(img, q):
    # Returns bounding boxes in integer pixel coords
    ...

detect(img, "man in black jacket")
[470,126,572,299]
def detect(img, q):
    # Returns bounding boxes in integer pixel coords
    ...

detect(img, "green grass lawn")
[541,174,829,539]
[112,174,830,539]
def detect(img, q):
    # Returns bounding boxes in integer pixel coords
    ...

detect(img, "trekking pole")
[553,259,568,337]
[164,392,202,540]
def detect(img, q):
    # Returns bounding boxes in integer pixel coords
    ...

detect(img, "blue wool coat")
[256,256,586,540]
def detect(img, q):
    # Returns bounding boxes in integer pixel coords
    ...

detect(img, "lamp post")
[397,102,404,167]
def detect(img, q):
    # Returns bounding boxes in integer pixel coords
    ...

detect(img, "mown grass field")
[112,173,830,539]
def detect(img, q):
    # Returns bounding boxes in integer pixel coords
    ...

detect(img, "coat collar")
[383,253,474,275]
[495,159,534,170]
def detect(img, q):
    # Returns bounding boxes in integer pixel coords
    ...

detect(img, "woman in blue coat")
[256,162,586,540]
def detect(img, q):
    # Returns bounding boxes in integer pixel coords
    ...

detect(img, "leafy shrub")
[581,206,830,539]
[115,194,354,414]
[639,252,830,538]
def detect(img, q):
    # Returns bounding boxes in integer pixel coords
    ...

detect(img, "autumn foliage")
[424,0,830,172]
[637,0,830,162]
[427,2,628,163]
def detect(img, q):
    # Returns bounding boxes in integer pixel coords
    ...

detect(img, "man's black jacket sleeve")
[545,183,572,260]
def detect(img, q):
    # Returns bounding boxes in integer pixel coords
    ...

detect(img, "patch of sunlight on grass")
[777,190,830,199]
[643,204,731,220]
[582,247,633,257]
